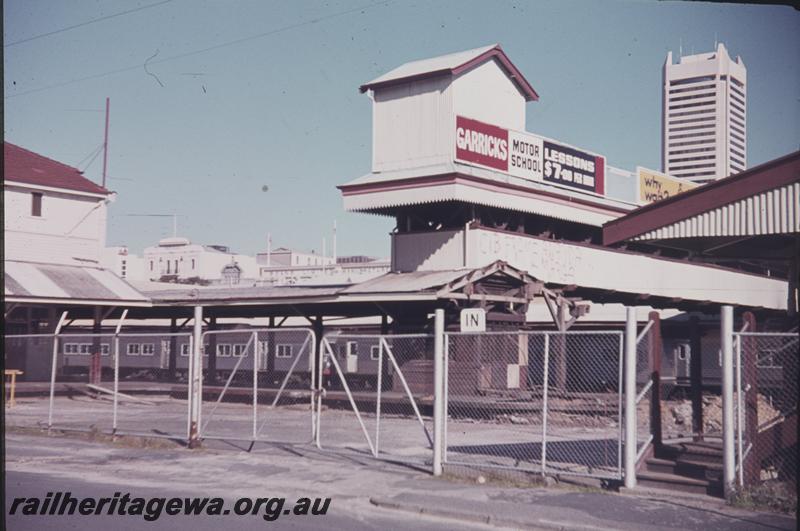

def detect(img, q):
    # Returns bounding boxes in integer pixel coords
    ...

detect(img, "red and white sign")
[455,116,508,172]
[455,115,605,195]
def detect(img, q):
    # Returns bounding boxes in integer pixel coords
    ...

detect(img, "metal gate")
[444,330,625,480]
[200,328,316,445]
[733,331,798,488]
[316,333,434,464]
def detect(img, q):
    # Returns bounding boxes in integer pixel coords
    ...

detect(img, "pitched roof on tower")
[359,44,539,101]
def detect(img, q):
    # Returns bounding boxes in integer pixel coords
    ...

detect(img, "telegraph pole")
[102,97,110,188]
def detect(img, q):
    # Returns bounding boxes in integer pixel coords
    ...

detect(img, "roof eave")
[359,46,539,102]
[603,150,800,245]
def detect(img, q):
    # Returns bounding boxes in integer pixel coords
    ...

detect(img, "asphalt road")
[5,469,499,531]
[4,431,796,531]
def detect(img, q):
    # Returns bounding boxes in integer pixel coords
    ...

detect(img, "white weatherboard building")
[662,43,747,183]
[4,142,113,266]
[143,237,258,284]
[340,44,786,314]
[3,142,149,340]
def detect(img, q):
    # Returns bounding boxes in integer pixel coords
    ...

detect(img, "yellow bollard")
[5,370,23,408]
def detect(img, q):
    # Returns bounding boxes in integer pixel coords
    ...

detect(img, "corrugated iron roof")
[339,163,634,227]
[4,142,111,195]
[341,269,471,294]
[631,182,799,241]
[4,261,149,305]
[604,150,800,245]
[359,44,538,101]
[135,281,346,303]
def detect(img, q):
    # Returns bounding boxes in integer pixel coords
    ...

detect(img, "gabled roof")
[359,44,539,101]
[4,142,111,196]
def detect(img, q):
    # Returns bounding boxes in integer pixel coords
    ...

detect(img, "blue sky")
[5,0,799,258]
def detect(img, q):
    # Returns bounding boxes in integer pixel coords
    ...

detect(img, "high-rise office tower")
[662,43,746,183]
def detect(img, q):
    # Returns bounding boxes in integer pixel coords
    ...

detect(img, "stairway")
[637,441,724,497]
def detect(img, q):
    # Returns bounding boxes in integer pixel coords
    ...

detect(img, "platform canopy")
[603,151,799,313]
[124,261,539,321]
[4,260,150,308]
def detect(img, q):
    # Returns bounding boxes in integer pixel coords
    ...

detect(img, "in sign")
[460,308,486,332]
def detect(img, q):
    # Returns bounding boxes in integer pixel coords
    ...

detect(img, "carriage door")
[674,341,691,381]
[259,340,269,372]
[160,340,170,369]
[346,341,358,373]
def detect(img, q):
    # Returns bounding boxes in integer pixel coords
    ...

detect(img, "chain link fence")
[4,334,58,430]
[735,332,798,493]
[112,332,193,440]
[444,331,624,480]
[4,328,319,446]
[317,334,434,465]
[200,328,315,445]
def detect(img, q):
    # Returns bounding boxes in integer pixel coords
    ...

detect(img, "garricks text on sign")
[455,115,605,195]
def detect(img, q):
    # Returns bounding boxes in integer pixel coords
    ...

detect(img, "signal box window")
[31,193,43,217]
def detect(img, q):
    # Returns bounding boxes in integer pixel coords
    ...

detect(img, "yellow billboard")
[637,167,698,204]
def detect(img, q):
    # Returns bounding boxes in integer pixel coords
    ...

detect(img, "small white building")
[259,254,390,285]
[101,246,146,281]
[4,142,113,266]
[4,142,149,341]
[143,237,258,284]
[256,247,336,268]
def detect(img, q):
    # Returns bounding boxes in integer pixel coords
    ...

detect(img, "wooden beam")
[443,293,528,304]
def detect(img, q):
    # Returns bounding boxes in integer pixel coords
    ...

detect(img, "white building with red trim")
[4,142,113,266]
[339,44,787,321]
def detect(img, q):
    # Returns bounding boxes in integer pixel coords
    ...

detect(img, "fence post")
[541,333,550,476]
[375,339,383,457]
[689,316,704,440]
[47,311,69,431]
[112,309,128,436]
[648,311,663,450]
[252,331,258,441]
[189,305,203,448]
[624,307,637,489]
[721,305,735,496]
[742,312,759,486]
[432,308,445,476]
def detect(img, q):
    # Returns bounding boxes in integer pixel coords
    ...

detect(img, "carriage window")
[181,344,191,356]
[101,344,110,356]
[203,344,209,357]
[217,344,232,357]
[370,345,381,360]
[276,344,293,358]
[233,344,248,357]
[347,341,358,357]
[64,343,80,355]
[141,344,155,356]
[128,343,141,356]
[676,343,689,361]
[79,344,92,355]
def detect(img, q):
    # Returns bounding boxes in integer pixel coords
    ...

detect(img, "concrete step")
[636,470,723,497]
[657,442,723,465]
[645,457,723,481]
